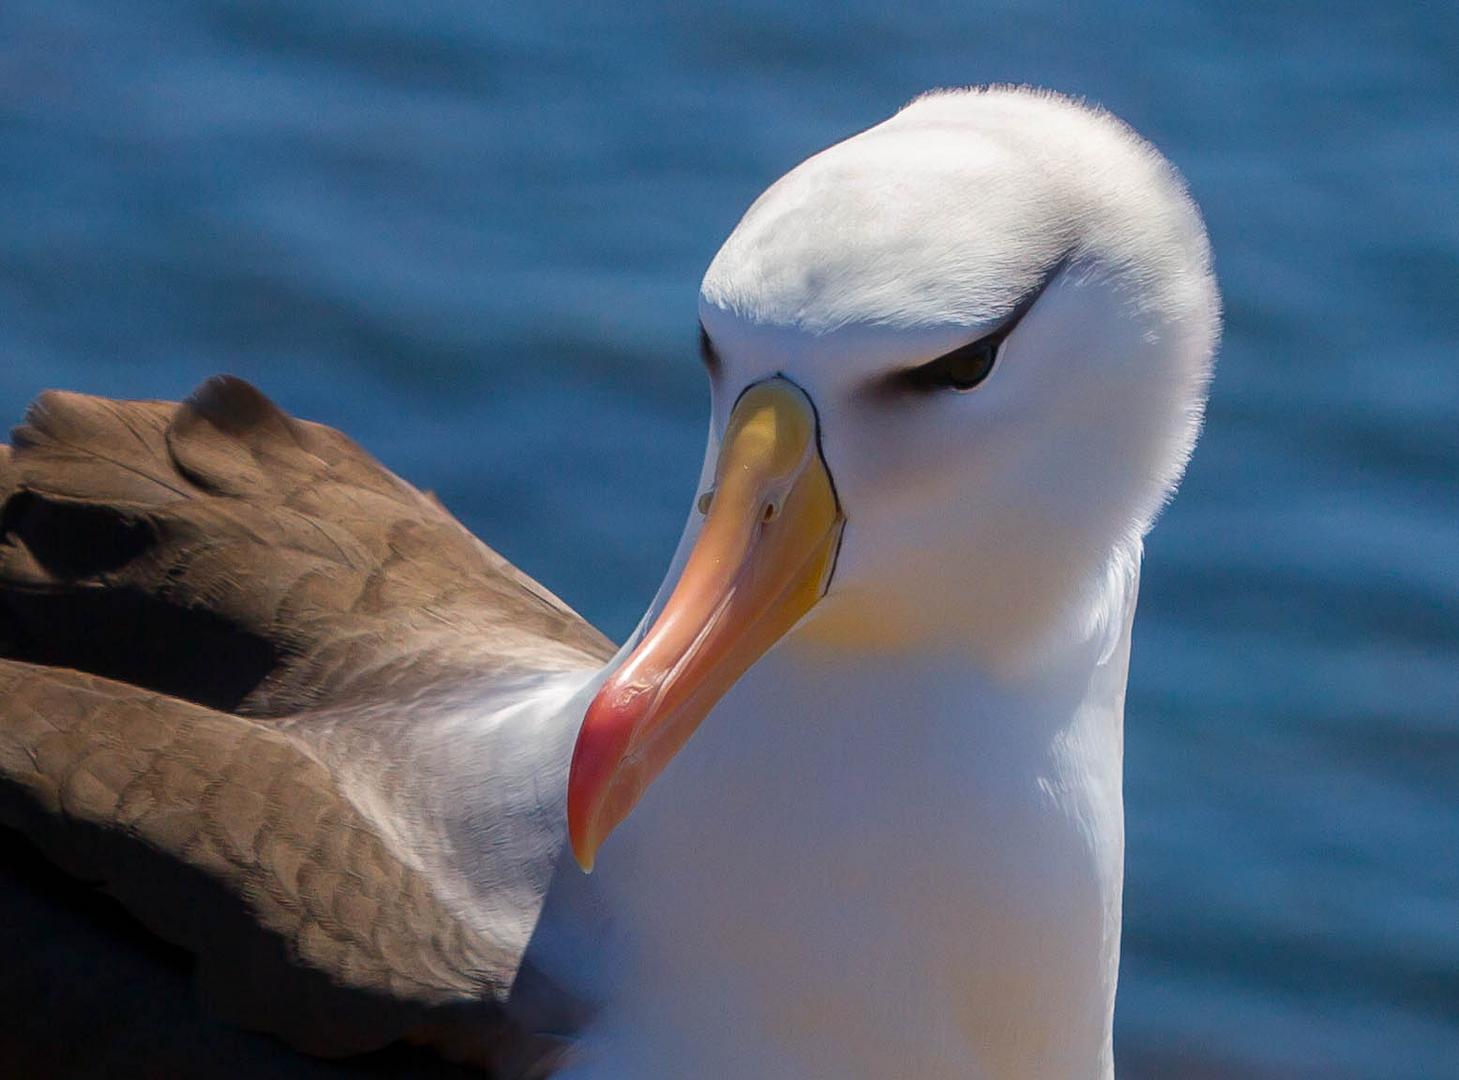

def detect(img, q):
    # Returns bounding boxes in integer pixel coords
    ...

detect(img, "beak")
[567,377,843,871]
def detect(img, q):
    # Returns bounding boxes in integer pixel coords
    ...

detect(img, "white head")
[568,86,1219,866]
[701,86,1219,664]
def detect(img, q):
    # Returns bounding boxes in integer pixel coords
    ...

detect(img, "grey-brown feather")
[0,377,614,1076]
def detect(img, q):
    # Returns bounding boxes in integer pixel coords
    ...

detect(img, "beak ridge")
[567,378,842,870]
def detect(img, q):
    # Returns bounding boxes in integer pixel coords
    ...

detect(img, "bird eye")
[939,339,998,391]
[903,335,1000,393]
[862,255,1066,404]
[698,325,721,376]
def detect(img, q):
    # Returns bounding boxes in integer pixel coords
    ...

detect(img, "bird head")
[569,87,1219,870]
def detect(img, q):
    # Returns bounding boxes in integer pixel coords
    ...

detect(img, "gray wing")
[0,377,614,1076]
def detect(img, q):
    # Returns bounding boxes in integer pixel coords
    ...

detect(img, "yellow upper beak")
[566,377,843,871]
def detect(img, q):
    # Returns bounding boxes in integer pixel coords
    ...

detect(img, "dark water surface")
[2,2,1456,1076]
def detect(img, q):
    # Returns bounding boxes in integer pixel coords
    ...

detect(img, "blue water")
[2,2,1456,1075]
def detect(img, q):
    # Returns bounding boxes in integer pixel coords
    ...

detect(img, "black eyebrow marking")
[861,254,1069,401]
[698,323,721,376]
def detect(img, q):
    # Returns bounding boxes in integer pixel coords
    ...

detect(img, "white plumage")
[532,85,1219,1077]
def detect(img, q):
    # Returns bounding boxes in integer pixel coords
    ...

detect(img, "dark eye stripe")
[698,324,721,375]
[901,335,1001,392]
[870,254,1068,399]
[883,315,1016,396]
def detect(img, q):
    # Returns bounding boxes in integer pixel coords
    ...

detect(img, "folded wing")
[0,377,612,1075]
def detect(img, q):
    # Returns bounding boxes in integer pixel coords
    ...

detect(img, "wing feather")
[0,378,598,1075]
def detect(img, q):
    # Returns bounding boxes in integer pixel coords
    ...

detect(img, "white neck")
[548,552,1139,1080]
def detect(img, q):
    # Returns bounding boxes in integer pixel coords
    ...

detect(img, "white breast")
[548,559,1137,1080]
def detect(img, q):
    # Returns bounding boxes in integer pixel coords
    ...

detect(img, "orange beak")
[567,378,843,871]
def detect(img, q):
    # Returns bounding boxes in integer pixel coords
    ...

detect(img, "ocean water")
[1,2,1456,1076]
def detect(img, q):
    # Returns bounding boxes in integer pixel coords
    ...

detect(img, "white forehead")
[700,86,1211,340]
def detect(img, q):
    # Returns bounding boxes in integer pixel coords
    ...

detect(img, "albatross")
[0,86,1218,1078]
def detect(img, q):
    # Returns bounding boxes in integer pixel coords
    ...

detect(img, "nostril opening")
[762,501,780,523]
[697,490,714,515]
